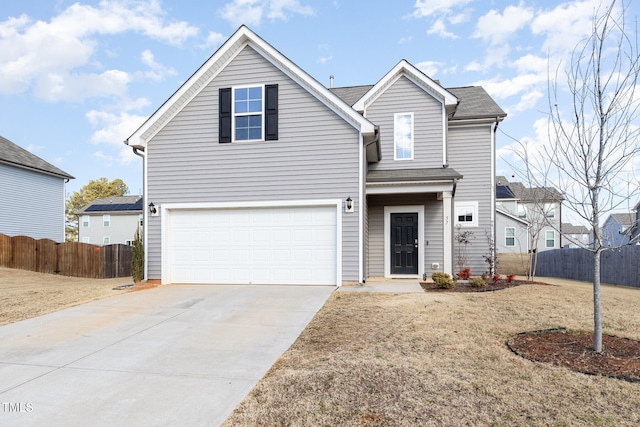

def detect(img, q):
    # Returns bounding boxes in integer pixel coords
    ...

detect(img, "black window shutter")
[219,87,232,143]
[265,84,278,141]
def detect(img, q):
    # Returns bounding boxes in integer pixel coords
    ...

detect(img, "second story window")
[234,86,263,140]
[219,85,278,143]
[82,215,90,227]
[103,215,110,227]
[545,203,556,218]
[394,112,414,160]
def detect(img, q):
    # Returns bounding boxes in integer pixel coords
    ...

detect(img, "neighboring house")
[632,200,640,243]
[495,184,529,255]
[0,135,74,242]
[125,26,506,286]
[77,196,143,245]
[561,223,591,248]
[495,176,564,253]
[602,213,637,247]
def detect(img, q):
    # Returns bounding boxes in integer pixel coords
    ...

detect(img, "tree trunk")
[593,249,603,352]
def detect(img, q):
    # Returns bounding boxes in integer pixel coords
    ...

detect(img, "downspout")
[128,143,146,281]
[492,118,500,274]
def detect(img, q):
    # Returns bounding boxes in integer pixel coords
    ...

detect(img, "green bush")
[469,277,486,288]
[432,272,456,289]
[131,228,144,283]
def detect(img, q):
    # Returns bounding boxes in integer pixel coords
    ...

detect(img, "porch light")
[148,202,157,215]
[345,196,354,213]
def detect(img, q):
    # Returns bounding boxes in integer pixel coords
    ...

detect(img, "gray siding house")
[602,213,637,247]
[126,26,506,285]
[0,135,73,242]
[77,196,143,245]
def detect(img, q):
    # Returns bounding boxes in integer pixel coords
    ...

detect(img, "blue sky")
[1,0,638,221]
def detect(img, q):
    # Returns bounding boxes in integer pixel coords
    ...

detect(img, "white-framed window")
[103,215,110,227]
[125,240,133,246]
[517,204,526,218]
[82,215,90,227]
[82,237,90,243]
[545,203,556,218]
[233,86,263,141]
[394,112,414,160]
[505,227,515,247]
[454,201,478,228]
[103,237,110,245]
[545,230,555,248]
[139,214,144,227]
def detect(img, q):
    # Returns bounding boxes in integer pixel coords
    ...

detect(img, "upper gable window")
[219,85,278,143]
[394,112,414,160]
[234,86,263,141]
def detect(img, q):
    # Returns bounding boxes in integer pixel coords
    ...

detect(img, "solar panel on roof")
[85,202,142,212]
[496,185,516,199]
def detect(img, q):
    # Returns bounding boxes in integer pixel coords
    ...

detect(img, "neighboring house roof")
[77,196,143,214]
[496,184,516,199]
[609,213,635,228]
[496,207,529,225]
[562,223,589,234]
[0,135,74,179]
[366,167,462,183]
[126,25,375,150]
[447,86,507,121]
[495,175,563,202]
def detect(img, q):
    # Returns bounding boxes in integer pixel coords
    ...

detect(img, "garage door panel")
[168,205,337,285]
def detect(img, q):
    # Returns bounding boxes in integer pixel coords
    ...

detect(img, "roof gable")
[352,60,458,113]
[126,26,375,149]
[0,135,73,179]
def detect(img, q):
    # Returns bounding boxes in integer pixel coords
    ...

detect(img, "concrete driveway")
[0,284,333,426]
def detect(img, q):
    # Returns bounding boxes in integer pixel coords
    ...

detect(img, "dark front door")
[390,213,419,275]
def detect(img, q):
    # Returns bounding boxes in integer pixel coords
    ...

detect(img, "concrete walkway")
[0,284,333,426]
[339,279,424,293]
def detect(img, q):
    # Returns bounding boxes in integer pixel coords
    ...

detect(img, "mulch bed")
[507,328,640,383]
[419,279,545,292]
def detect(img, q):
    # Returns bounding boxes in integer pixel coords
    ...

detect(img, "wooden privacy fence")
[535,246,640,288]
[0,234,132,279]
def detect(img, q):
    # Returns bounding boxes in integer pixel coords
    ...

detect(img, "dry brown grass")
[0,267,133,326]
[223,279,640,427]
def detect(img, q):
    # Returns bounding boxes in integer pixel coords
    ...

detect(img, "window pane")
[235,100,248,113]
[248,86,262,99]
[506,237,515,246]
[249,127,261,139]
[249,100,262,112]
[235,115,261,140]
[394,113,413,159]
[235,88,248,101]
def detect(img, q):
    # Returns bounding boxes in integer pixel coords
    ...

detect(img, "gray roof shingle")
[0,135,73,179]
[562,223,590,234]
[331,84,505,121]
[610,213,635,227]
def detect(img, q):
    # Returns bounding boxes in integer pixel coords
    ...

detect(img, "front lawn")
[223,280,640,426]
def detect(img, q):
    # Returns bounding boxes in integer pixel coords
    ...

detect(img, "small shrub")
[456,267,471,280]
[492,274,502,283]
[131,228,144,283]
[469,277,486,287]
[432,273,456,289]
[506,273,516,283]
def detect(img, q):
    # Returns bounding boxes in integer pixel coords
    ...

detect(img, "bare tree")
[545,0,640,352]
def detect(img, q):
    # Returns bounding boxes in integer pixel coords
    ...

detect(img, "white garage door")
[167,205,338,285]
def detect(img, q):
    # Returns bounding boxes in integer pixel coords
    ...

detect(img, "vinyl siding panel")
[146,46,361,280]
[496,213,529,254]
[448,124,494,275]
[366,76,444,170]
[78,213,141,245]
[0,164,66,242]
[366,194,443,277]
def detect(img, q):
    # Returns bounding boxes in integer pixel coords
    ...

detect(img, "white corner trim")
[383,205,425,279]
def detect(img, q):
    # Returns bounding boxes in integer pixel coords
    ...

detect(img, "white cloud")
[0,0,198,100]
[427,19,458,39]
[473,4,534,45]
[138,50,177,82]
[202,31,225,49]
[219,0,313,27]
[475,73,546,100]
[412,0,473,18]
[267,0,314,21]
[317,55,332,65]
[86,107,148,165]
[416,61,443,77]
[398,35,413,44]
